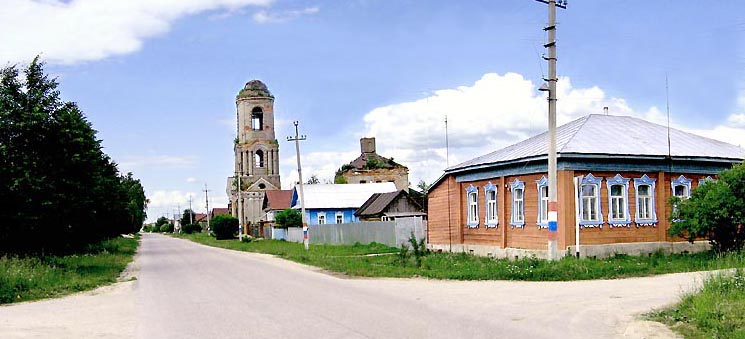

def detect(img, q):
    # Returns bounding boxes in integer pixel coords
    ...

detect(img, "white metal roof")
[450,114,745,171]
[291,182,398,209]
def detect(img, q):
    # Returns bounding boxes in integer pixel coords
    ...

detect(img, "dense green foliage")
[179,233,745,281]
[670,162,745,253]
[274,208,302,228]
[649,269,745,339]
[211,215,238,240]
[0,59,147,254]
[181,223,202,234]
[180,209,196,226]
[159,222,174,233]
[0,236,138,304]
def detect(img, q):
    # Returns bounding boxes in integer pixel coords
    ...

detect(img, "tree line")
[0,58,148,254]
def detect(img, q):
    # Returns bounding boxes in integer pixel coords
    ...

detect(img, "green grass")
[648,268,745,339]
[177,233,745,281]
[0,236,139,304]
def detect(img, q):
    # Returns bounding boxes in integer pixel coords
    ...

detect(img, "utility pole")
[287,121,308,250]
[536,0,566,261]
[204,184,210,231]
[188,196,194,225]
[445,115,452,252]
[236,172,243,237]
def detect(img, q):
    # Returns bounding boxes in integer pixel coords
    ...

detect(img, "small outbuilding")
[355,190,426,222]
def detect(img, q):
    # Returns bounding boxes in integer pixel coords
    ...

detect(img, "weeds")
[649,268,745,339]
[0,236,138,304]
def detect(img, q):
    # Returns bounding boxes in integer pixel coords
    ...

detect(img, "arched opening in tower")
[251,107,263,130]
[254,150,264,168]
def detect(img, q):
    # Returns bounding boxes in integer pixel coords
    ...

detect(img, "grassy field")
[177,233,745,281]
[648,268,745,339]
[0,236,139,304]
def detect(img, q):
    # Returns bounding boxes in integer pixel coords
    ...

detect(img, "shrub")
[274,209,302,228]
[181,223,202,234]
[408,231,428,268]
[670,162,745,253]
[159,223,174,233]
[211,215,238,240]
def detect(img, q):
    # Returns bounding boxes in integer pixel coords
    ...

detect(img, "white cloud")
[148,190,198,208]
[119,154,198,171]
[252,6,319,24]
[186,177,198,183]
[280,150,358,189]
[357,72,744,187]
[0,0,273,64]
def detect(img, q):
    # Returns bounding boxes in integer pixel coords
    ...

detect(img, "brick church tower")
[227,80,281,228]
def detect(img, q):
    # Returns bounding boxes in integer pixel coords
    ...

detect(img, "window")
[605,174,630,227]
[672,175,692,199]
[510,179,525,227]
[637,185,652,219]
[335,212,343,224]
[484,182,498,228]
[317,213,326,225]
[536,176,549,228]
[579,173,603,226]
[254,150,264,168]
[466,185,479,228]
[698,176,716,186]
[633,174,658,225]
[251,107,263,130]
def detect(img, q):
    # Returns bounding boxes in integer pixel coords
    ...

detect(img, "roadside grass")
[0,235,139,305]
[648,268,745,339]
[177,233,745,281]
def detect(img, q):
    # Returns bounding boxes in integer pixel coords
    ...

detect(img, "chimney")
[603,106,609,115]
[360,137,376,154]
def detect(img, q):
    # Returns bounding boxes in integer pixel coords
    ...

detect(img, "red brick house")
[428,114,744,258]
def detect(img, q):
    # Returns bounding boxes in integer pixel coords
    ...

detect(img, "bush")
[211,215,238,240]
[670,162,745,253]
[181,223,202,234]
[159,223,174,233]
[274,208,302,228]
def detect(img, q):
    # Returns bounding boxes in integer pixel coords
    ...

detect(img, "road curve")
[1,233,696,338]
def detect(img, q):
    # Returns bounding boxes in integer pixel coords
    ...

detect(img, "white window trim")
[536,176,549,229]
[510,179,525,228]
[579,173,603,227]
[317,213,326,225]
[466,185,479,228]
[484,182,498,228]
[335,211,344,224]
[633,174,658,226]
[698,176,716,186]
[605,174,631,228]
[672,175,692,199]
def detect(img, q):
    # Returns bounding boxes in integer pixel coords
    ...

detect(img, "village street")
[0,233,700,339]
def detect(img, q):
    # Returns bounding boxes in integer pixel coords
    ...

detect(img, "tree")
[211,214,238,240]
[274,208,302,228]
[306,174,320,185]
[155,216,170,228]
[0,58,146,254]
[669,162,745,253]
[180,209,196,226]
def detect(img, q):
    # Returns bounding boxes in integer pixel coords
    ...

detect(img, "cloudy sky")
[2,0,743,221]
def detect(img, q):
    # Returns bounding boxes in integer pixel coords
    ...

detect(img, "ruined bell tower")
[227,80,281,227]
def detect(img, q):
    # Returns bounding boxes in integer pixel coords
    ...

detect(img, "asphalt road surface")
[1,233,701,339]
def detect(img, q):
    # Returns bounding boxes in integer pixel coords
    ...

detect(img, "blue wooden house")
[290,183,397,225]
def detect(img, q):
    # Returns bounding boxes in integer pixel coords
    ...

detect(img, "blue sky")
[2,0,743,221]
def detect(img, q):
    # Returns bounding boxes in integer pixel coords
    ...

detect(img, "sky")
[2,0,744,222]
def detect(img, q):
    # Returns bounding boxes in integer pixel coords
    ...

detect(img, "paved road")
[1,233,699,338]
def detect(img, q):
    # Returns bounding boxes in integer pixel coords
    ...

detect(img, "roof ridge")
[558,115,592,153]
